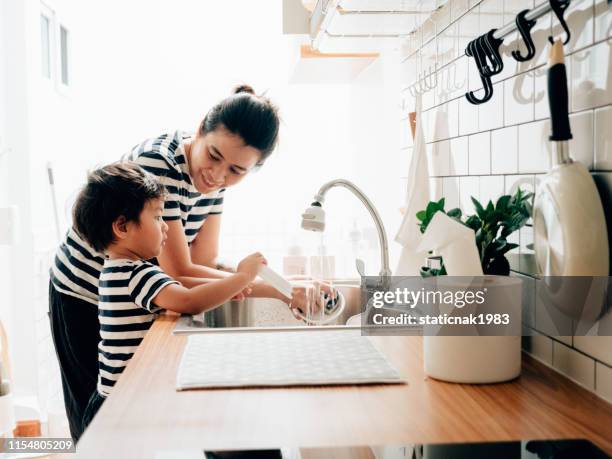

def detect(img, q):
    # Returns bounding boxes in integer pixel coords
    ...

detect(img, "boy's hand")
[236,252,267,282]
[288,282,335,320]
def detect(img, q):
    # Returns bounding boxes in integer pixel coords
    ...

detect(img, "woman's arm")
[248,280,288,302]
[157,219,230,279]
[190,214,222,268]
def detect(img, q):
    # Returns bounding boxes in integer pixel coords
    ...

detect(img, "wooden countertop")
[75,315,612,458]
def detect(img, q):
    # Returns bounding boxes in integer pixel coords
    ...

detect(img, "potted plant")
[416,188,533,276]
[415,189,532,384]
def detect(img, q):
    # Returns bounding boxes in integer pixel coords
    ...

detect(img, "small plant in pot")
[416,188,533,277]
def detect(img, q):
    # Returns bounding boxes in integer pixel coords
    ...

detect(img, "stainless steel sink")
[173,282,362,334]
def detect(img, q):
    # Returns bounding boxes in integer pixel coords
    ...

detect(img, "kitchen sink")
[172,281,362,334]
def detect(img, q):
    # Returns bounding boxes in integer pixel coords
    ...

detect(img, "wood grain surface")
[75,315,612,458]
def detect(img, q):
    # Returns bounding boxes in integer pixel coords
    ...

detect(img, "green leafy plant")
[416,189,533,276]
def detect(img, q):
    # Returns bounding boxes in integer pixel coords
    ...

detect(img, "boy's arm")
[153,272,252,315]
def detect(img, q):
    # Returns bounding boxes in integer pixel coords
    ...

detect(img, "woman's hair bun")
[233,84,255,95]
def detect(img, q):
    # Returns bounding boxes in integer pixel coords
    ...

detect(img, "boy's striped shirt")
[50,130,224,304]
[96,259,177,397]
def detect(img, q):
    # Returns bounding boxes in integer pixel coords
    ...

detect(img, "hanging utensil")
[533,40,608,277]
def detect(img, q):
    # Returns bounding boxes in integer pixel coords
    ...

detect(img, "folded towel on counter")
[395,94,431,276]
[176,331,405,389]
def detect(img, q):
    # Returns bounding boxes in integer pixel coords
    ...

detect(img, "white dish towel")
[395,94,431,275]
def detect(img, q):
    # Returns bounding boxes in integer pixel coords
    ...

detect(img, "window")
[39,3,70,91]
[59,25,69,86]
[40,14,51,79]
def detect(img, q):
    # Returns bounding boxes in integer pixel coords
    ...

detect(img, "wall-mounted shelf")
[310,0,444,53]
[289,44,379,83]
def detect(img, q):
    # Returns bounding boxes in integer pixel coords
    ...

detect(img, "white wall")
[4,0,389,420]
[348,50,402,276]
[1,0,39,401]
[0,0,12,363]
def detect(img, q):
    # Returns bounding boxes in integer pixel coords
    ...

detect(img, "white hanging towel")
[395,95,431,276]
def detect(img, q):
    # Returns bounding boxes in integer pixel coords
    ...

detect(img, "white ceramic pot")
[423,276,523,384]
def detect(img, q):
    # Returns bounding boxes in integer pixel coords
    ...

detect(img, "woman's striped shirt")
[96,258,177,397]
[50,131,225,304]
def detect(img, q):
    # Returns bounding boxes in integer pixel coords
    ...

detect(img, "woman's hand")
[231,282,253,301]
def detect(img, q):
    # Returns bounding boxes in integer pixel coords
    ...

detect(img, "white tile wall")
[525,333,553,366]
[449,57,469,100]
[491,126,518,174]
[594,105,612,169]
[459,176,479,213]
[479,82,504,130]
[518,120,550,173]
[553,341,596,390]
[468,131,491,174]
[596,362,612,402]
[570,39,612,112]
[459,96,479,136]
[533,67,550,120]
[568,110,594,168]
[594,0,612,42]
[428,141,451,176]
[400,0,612,401]
[446,99,460,139]
[573,336,612,367]
[504,72,534,126]
[453,0,473,30]
[442,176,461,210]
[438,23,458,67]
[429,177,444,201]
[449,136,469,175]
[431,101,459,142]
[479,175,505,205]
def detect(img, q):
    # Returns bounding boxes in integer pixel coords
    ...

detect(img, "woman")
[49,85,303,441]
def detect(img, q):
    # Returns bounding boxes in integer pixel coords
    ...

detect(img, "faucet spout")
[307,179,392,278]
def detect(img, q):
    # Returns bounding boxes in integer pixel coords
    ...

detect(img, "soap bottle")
[282,243,307,276]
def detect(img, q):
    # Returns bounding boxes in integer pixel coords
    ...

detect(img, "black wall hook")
[548,0,571,45]
[482,29,504,75]
[465,31,504,105]
[512,9,537,62]
[465,36,494,104]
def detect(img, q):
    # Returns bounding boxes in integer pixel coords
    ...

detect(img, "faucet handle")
[355,258,366,277]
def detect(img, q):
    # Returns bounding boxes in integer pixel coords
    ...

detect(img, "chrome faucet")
[301,179,392,278]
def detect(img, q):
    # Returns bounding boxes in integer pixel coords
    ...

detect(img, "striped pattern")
[125,131,225,242]
[50,130,225,304]
[50,228,105,305]
[96,259,177,397]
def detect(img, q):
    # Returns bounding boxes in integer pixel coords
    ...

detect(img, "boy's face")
[125,199,168,260]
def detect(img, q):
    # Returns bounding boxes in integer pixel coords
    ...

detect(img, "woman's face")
[187,126,261,194]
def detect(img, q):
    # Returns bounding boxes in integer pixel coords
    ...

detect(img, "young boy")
[73,162,266,434]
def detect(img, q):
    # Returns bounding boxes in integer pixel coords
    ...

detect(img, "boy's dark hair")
[73,162,165,252]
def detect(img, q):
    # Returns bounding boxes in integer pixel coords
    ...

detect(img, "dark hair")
[199,85,280,164]
[72,162,166,252]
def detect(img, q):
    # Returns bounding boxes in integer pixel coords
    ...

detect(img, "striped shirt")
[50,130,225,304]
[96,258,177,397]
